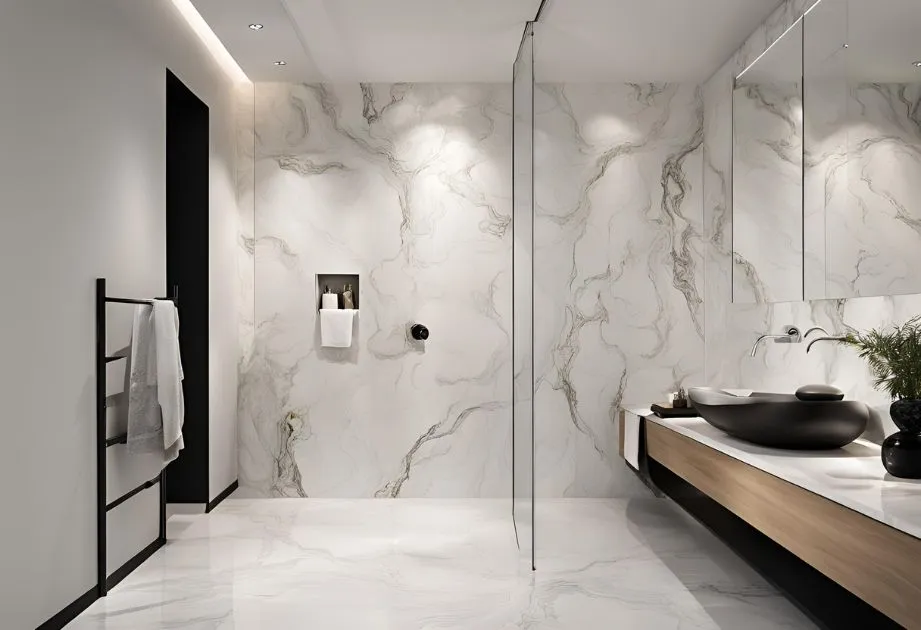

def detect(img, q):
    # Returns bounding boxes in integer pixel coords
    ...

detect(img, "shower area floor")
[69,498,813,629]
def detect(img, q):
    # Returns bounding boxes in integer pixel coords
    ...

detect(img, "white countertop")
[626,407,921,541]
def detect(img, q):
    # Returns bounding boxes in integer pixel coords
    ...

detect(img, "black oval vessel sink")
[688,387,869,450]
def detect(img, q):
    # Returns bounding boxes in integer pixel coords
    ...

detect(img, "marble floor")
[69,498,813,629]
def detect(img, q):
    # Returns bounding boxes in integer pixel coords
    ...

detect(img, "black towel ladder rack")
[95,277,178,597]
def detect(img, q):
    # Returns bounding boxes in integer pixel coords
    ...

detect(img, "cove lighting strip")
[169,0,251,84]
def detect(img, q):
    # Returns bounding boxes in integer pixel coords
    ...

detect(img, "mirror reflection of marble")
[732,20,804,303]
[804,0,921,300]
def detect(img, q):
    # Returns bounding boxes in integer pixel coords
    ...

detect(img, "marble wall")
[235,0,921,501]
[806,82,921,299]
[238,83,513,498]
[533,84,706,497]
[237,80,709,499]
[704,0,921,440]
[732,82,804,303]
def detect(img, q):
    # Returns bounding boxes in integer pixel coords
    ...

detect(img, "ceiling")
[806,0,921,83]
[736,0,921,85]
[737,16,803,84]
[535,0,784,82]
[191,0,785,83]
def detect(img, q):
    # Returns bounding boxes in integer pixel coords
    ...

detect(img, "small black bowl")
[795,384,845,402]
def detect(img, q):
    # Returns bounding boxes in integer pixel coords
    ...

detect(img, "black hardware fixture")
[410,323,429,341]
[96,278,178,598]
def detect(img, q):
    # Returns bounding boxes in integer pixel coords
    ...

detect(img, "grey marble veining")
[533,84,706,498]
[732,81,804,303]
[239,81,711,500]
[806,81,921,299]
[238,83,514,498]
[68,499,814,629]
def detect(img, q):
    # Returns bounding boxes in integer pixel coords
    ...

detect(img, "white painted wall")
[0,1,245,627]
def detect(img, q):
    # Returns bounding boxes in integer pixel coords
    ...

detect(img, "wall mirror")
[804,0,921,300]
[732,18,804,303]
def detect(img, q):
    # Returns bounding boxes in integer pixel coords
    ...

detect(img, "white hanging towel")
[623,412,641,470]
[153,300,184,461]
[126,300,184,465]
[320,309,357,347]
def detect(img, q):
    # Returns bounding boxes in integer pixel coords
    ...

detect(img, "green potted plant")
[839,316,921,478]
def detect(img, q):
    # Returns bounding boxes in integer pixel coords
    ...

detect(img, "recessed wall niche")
[316,274,360,310]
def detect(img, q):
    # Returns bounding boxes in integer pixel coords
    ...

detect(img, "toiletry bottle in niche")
[342,284,355,310]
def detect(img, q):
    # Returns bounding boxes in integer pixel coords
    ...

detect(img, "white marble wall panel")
[238,83,513,498]
[732,82,804,302]
[533,84,706,497]
[806,82,921,298]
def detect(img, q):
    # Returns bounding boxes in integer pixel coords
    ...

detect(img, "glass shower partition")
[512,22,535,570]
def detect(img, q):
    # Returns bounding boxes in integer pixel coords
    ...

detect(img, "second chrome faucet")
[750,325,838,357]
[806,334,847,353]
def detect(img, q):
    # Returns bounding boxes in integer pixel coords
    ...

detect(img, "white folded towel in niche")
[320,309,357,347]
[126,300,185,465]
[623,412,641,470]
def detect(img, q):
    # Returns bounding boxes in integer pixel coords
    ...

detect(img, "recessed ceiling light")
[274,60,287,66]
[248,23,264,30]
[842,43,849,48]
[914,61,921,68]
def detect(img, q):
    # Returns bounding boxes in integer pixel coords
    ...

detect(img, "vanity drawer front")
[647,422,921,628]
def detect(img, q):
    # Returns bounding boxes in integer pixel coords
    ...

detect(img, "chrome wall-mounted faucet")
[750,326,802,357]
[804,326,830,339]
[803,325,847,352]
[806,335,846,353]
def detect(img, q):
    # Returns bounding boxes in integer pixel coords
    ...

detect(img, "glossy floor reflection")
[69,498,813,629]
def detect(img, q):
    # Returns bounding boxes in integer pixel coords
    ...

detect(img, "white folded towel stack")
[127,300,185,465]
[320,309,357,347]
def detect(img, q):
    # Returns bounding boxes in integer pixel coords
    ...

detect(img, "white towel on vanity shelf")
[126,301,185,465]
[624,412,641,470]
[320,309,357,348]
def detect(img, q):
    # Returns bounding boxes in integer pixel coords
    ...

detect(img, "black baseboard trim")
[106,537,165,592]
[648,460,900,630]
[36,537,166,629]
[35,586,97,630]
[206,480,238,513]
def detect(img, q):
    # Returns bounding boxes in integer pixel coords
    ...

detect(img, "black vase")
[882,399,921,479]
[890,399,921,432]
